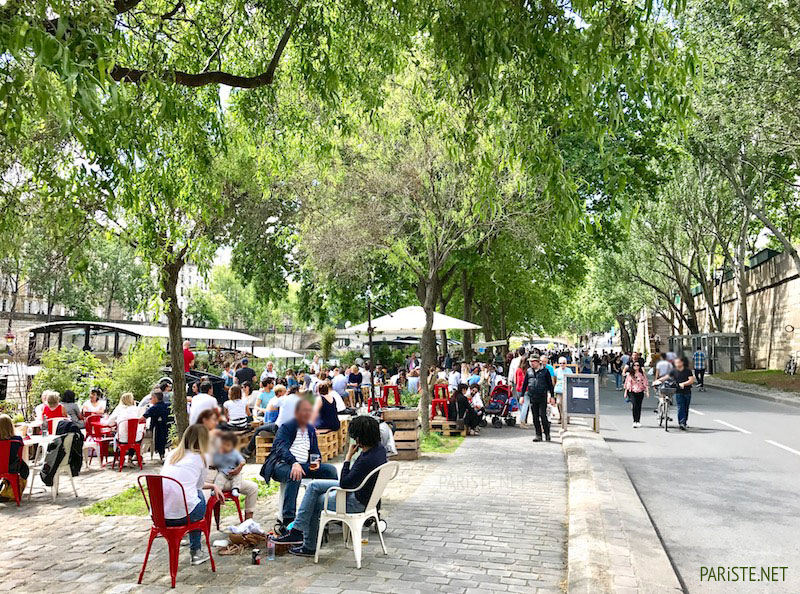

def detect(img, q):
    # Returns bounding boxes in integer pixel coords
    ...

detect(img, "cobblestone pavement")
[1,427,567,594]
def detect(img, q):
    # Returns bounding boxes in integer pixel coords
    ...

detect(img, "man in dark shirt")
[521,358,555,442]
[271,415,388,556]
[235,358,257,386]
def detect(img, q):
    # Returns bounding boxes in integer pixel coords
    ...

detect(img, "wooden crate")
[394,449,420,461]
[317,429,339,462]
[338,416,351,454]
[383,409,419,421]
[255,435,273,463]
[430,417,467,437]
[234,430,254,452]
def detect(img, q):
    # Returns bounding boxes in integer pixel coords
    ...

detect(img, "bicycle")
[655,380,677,432]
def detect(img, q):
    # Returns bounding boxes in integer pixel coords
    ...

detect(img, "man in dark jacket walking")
[521,358,555,442]
[260,399,338,524]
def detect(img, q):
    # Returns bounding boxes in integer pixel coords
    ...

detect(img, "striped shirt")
[693,351,707,370]
[289,427,310,464]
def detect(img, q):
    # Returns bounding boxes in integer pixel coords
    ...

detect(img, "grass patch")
[716,370,800,394]
[82,478,278,517]
[420,433,464,454]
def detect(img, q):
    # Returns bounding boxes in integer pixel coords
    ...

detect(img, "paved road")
[599,382,800,593]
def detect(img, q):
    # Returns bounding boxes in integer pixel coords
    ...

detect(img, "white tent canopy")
[245,346,304,359]
[348,306,481,335]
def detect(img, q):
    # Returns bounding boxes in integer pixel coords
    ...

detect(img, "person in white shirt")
[260,361,278,382]
[160,424,223,566]
[654,353,674,383]
[448,367,462,392]
[189,382,219,425]
[223,385,251,429]
[270,390,303,427]
[104,392,145,443]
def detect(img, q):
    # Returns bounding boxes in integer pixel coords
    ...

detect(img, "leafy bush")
[339,350,358,368]
[320,326,337,361]
[107,339,167,408]
[0,400,19,417]
[30,348,111,403]
[400,390,421,408]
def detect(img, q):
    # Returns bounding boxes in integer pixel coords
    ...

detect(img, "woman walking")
[623,360,650,428]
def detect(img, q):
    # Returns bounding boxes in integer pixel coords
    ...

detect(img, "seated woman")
[0,414,29,486]
[347,365,363,407]
[40,390,66,430]
[313,384,341,432]
[222,385,251,430]
[61,389,84,429]
[104,392,145,462]
[449,384,480,435]
[271,415,387,556]
[82,388,106,417]
[160,424,224,566]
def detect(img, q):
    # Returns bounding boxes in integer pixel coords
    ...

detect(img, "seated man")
[271,415,387,557]
[259,398,337,525]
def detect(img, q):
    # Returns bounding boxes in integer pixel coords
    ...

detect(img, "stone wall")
[691,250,800,369]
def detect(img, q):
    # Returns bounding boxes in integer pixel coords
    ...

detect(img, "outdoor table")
[19,433,58,464]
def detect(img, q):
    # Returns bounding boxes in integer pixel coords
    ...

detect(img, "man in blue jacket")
[260,398,337,525]
[271,415,387,557]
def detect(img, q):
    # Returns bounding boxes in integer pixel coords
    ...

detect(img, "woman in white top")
[160,424,223,565]
[223,385,250,429]
[82,389,107,416]
[104,392,145,443]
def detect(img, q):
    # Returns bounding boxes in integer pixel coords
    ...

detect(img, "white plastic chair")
[315,461,400,568]
[28,432,78,501]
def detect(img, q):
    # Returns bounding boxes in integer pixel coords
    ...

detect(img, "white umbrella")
[349,305,481,335]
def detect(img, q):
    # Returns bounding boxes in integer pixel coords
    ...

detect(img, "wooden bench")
[430,416,467,437]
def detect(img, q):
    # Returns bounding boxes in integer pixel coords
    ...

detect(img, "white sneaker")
[632,422,637,428]
[190,550,210,565]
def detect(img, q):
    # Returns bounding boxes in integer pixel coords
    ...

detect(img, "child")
[212,432,245,497]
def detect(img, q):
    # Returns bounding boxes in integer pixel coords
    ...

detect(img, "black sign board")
[562,373,600,432]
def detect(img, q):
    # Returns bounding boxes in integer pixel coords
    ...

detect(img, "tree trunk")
[734,219,752,369]
[6,269,21,334]
[480,302,494,359]
[461,269,473,362]
[161,258,189,435]
[417,275,440,436]
[438,298,448,359]
[616,315,632,353]
[499,302,508,358]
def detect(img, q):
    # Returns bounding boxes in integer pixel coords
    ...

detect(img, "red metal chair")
[431,384,450,420]
[112,418,145,472]
[137,475,217,588]
[0,440,23,506]
[212,490,244,530]
[382,385,401,407]
[86,418,115,467]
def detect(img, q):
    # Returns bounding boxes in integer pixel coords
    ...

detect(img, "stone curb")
[704,376,800,408]
[562,427,683,594]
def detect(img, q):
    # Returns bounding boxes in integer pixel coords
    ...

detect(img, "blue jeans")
[614,373,623,389]
[676,392,691,426]
[273,462,338,522]
[295,479,366,551]
[165,490,206,551]
[518,394,530,424]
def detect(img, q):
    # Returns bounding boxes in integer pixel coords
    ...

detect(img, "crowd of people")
[1,337,711,570]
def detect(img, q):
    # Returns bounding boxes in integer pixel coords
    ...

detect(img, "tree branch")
[111,1,303,88]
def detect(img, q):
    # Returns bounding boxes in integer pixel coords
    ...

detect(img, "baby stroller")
[484,384,518,428]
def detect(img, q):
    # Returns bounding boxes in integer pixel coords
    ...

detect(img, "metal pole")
[368,297,375,406]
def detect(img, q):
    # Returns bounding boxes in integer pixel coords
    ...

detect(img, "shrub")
[30,347,111,403]
[107,339,167,408]
[320,327,337,362]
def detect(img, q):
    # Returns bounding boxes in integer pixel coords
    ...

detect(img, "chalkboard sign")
[562,373,600,432]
